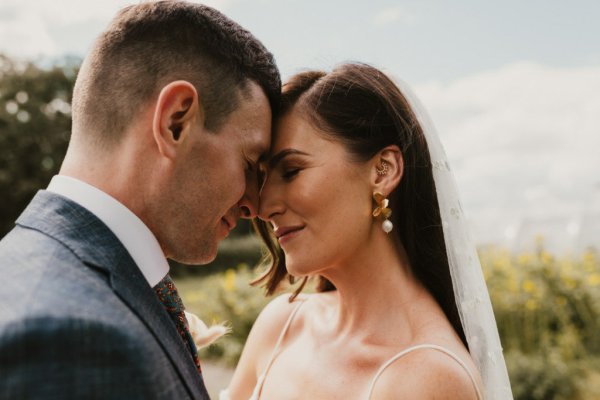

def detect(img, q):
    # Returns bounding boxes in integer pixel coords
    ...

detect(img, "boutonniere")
[185,311,230,349]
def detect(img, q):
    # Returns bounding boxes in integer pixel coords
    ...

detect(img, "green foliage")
[483,248,600,356]
[175,265,271,366]
[481,247,600,399]
[505,350,583,400]
[0,54,78,236]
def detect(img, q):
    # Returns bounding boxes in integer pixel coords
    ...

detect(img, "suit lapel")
[107,254,209,399]
[16,191,209,399]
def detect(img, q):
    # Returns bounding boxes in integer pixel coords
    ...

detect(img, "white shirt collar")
[47,175,169,287]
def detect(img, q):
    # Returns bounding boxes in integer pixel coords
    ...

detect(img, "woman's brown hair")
[252,63,466,347]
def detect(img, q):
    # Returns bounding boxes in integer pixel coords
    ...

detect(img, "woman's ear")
[152,80,204,159]
[371,145,403,195]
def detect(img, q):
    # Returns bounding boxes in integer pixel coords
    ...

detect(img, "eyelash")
[282,168,301,180]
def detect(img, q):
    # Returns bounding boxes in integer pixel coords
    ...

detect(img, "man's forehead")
[226,81,272,161]
[241,126,271,159]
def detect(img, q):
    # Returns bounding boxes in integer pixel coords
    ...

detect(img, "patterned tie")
[154,274,202,373]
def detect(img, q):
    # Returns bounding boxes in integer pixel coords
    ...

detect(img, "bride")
[219,63,512,399]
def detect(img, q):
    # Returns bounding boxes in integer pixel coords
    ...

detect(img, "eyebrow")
[268,149,310,169]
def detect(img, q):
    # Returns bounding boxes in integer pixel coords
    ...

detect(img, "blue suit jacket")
[0,191,210,399]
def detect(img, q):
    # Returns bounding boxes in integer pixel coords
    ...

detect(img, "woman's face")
[258,108,374,277]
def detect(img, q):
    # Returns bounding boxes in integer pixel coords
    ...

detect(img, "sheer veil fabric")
[398,79,513,399]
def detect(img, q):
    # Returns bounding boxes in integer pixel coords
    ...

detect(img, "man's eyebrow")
[268,149,310,169]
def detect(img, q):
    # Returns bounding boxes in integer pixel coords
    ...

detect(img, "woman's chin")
[285,262,320,280]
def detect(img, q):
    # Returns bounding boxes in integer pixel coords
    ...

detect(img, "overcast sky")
[1,0,599,251]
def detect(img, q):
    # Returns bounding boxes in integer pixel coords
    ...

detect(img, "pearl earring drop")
[382,219,393,233]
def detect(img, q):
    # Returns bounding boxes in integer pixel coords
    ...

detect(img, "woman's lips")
[274,226,304,244]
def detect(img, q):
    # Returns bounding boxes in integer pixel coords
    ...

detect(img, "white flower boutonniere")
[184,311,231,349]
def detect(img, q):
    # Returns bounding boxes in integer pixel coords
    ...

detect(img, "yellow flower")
[223,268,237,292]
[517,253,533,265]
[588,273,600,286]
[522,280,535,293]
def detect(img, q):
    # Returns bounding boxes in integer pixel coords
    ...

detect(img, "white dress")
[219,300,483,400]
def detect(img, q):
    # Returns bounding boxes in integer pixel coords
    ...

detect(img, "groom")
[0,1,279,399]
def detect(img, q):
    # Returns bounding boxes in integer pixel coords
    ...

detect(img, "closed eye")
[282,168,301,180]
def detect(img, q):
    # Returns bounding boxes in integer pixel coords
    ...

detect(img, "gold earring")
[373,192,393,233]
[376,160,389,176]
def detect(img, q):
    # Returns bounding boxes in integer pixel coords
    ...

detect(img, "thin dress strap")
[365,344,483,400]
[250,299,306,400]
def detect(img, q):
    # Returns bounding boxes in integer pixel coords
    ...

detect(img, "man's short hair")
[72,0,280,145]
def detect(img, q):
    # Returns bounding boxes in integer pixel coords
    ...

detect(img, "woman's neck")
[316,232,437,346]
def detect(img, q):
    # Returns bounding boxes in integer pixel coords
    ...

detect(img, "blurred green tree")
[0,54,78,236]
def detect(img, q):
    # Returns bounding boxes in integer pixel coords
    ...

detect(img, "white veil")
[397,80,514,399]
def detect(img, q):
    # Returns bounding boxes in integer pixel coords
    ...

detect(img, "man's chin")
[169,245,218,266]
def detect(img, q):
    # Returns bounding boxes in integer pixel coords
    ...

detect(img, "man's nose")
[257,176,283,222]
[239,180,259,219]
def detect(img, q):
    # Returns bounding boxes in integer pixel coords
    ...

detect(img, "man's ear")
[152,80,203,159]
[371,145,403,195]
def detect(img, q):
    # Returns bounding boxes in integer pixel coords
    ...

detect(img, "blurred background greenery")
[1,56,599,400]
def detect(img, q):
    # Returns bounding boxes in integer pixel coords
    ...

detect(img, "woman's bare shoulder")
[254,293,306,332]
[225,292,309,399]
[244,292,312,351]
[369,345,481,400]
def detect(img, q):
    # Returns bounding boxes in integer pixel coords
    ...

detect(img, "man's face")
[162,81,271,264]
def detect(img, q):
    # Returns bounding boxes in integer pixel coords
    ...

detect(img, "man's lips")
[274,225,304,239]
